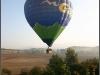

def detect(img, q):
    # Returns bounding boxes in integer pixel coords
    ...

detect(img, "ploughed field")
[2,53,52,75]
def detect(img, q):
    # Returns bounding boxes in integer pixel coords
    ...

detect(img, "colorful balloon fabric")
[24,0,72,47]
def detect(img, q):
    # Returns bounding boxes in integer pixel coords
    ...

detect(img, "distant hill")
[69,46,99,52]
[69,46,99,58]
[57,46,99,61]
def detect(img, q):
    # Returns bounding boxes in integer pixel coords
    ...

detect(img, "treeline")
[2,48,99,75]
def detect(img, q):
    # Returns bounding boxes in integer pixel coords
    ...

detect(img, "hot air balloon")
[24,0,72,51]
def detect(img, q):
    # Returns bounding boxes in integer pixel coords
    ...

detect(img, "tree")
[29,67,42,75]
[48,54,71,75]
[65,48,79,65]
[81,58,99,75]
[2,68,11,75]
[20,69,28,75]
[42,67,55,75]
[95,63,99,75]
[65,48,89,75]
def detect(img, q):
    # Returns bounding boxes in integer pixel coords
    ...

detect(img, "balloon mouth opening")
[42,38,53,47]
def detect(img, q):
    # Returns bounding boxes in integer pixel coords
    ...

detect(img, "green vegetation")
[1,68,11,75]
[30,48,99,75]
[65,48,79,65]
[47,55,71,75]
[3,48,99,75]
[29,67,43,75]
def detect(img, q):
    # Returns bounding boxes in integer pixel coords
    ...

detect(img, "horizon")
[1,45,99,50]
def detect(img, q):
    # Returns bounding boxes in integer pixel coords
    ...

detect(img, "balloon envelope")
[24,0,72,47]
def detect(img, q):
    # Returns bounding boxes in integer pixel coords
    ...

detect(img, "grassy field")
[2,53,52,75]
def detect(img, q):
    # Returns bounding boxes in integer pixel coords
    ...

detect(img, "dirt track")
[2,53,52,75]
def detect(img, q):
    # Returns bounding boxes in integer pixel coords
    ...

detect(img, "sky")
[1,0,99,49]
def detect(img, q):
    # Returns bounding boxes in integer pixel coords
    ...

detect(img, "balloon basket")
[46,47,52,54]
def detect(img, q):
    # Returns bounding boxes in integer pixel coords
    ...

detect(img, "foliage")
[1,68,11,75]
[81,58,99,75]
[81,58,99,67]
[29,67,43,75]
[20,69,28,75]
[18,48,99,75]
[65,48,79,65]
[42,67,55,75]
[65,48,89,75]
[48,54,71,75]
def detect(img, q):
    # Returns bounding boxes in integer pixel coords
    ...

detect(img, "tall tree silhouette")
[48,54,71,75]
[65,48,79,65]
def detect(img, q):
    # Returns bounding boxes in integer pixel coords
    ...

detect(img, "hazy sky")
[1,0,99,49]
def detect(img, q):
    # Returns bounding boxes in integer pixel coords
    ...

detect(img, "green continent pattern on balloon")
[33,23,65,46]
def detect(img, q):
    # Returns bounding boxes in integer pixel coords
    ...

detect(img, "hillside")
[1,46,99,75]
[1,46,99,60]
